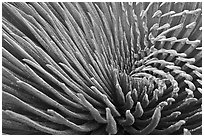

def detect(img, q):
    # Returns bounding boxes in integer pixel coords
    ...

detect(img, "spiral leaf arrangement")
[2,2,202,135]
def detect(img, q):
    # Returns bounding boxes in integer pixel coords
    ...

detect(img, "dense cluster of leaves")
[2,2,202,135]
